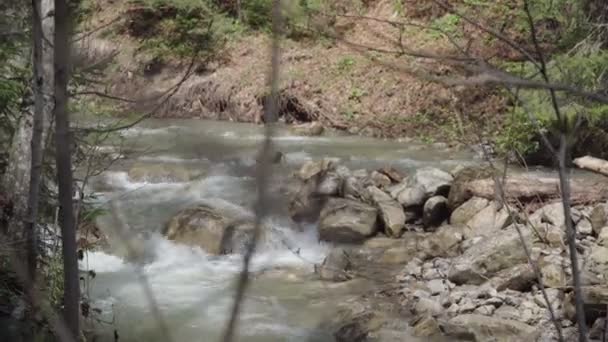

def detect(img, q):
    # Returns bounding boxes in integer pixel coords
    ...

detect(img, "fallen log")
[459,176,608,205]
[573,155,608,177]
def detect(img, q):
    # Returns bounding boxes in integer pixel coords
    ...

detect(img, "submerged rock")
[318,198,378,243]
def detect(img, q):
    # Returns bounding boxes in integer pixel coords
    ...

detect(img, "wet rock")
[412,315,441,337]
[591,203,608,235]
[422,196,449,229]
[408,167,453,198]
[450,196,489,226]
[488,263,536,292]
[367,186,405,237]
[318,198,378,243]
[442,314,538,342]
[289,121,324,136]
[289,160,339,221]
[164,202,254,255]
[370,171,391,189]
[449,224,534,285]
[316,248,352,282]
[462,202,512,238]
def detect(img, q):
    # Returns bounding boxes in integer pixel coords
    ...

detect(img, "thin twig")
[221,1,282,341]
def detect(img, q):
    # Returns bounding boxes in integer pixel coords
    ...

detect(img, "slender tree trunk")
[26,0,54,292]
[53,0,79,337]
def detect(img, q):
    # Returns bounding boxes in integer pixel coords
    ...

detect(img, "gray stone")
[488,263,536,292]
[414,297,443,316]
[422,195,449,229]
[367,186,406,237]
[577,218,593,236]
[598,227,608,246]
[164,201,255,255]
[316,248,351,282]
[449,224,534,285]
[370,170,391,188]
[318,198,378,243]
[591,203,608,235]
[298,159,333,180]
[396,185,426,208]
[427,279,447,295]
[412,315,441,337]
[474,304,496,316]
[450,196,489,226]
[408,167,454,198]
[462,202,512,238]
[442,314,538,341]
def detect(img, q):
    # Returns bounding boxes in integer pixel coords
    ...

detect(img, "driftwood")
[573,156,608,177]
[461,176,608,205]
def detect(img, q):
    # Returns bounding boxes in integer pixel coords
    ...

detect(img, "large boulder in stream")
[164,201,255,255]
[318,198,379,243]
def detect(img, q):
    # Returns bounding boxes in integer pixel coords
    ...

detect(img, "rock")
[589,317,606,340]
[414,297,443,316]
[395,185,426,208]
[462,202,512,238]
[474,304,496,316]
[533,288,562,309]
[530,202,568,228]
[298,159,333,180]
[577,218,593,236]
[164,202,254,255]
[427,279,447,295]
[598,227,608,246]
[591,203,608,235]
[540,258,567,288]
[408,167,453,198]
[420,225,464,258]
[422,196,449,229]
[289,121,324,136]
[343,176,367,201]
[370,171,391,188]
[450,196,489,226]
[318,198,378,243]
[449,224,534,285]
[447,165,496,209]
[442,314,538,342]
[412,315,441,337]
[494,305,521,321]
[367,186,405,237]
[377,167,404,183]
[488,263,536,292]
[316,248,352,282]
[588,245,608,280]
[317,171,343,196]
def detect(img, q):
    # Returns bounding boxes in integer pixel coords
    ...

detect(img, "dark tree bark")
[53,0,80,337]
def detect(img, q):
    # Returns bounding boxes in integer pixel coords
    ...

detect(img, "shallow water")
[81,118,597,341]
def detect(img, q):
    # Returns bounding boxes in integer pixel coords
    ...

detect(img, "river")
[79,119,481,341]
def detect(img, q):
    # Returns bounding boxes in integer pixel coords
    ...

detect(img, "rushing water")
[80,119,483,341]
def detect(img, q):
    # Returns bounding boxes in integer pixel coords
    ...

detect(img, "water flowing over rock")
[164,202,255,255]
[318,198,378,243]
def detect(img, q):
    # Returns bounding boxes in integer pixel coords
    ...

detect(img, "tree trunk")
[25,0,54,289]
[53,0,79,338]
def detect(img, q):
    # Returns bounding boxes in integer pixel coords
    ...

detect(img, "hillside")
[79,0,608,158]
